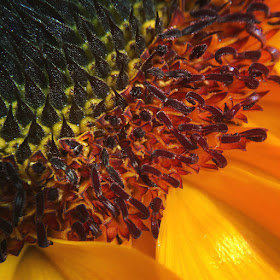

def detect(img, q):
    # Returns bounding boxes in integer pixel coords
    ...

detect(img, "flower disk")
[0,0,280,263]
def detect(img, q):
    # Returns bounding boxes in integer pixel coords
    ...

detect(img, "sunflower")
[0,0,280,279]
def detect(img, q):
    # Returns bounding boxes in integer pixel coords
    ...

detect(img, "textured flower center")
[1,0,280,263]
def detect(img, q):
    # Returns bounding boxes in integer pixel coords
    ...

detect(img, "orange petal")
[243,80,280,143]
[157,186,280,280]
[269,1,280,10]
[183,151,280,239]
[226,140,280,181]
[43,239,181,280]
[245,102,280,143]
[132,231,156,258]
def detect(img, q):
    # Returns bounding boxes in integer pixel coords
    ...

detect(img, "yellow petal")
[14,246,64,280]
[0,251,23,280]
[43,239,181,280]
[157,186,280,280]
[183,155,280,239]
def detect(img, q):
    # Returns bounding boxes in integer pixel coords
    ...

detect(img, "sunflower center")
[1,0,280,262]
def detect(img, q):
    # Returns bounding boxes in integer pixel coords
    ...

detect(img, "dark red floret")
[111,183,130,200]
[202,123,228,134]
[98,195,119,218]
[0,240,7,263]
[239,128,267,142]
[247,2,270,16]
[205,73,234,84]
[115,198,129,219]
[165,98,195,115]
[146,67,165,78]
[150,197,162,214]
[224,103,242,120]
[76,204,90,223]
[91,164,102,197]
[13,190,25,226]
[35,192,45,221]
[207,149,227,168]
[221,134,241,143]
[129,197,150,219]
[0,218,13,236]
[71,221,87,241]
[171,129,193,150]
[144,82,168,102]
[156,111,173,129]
[141,164,162,177]
[249,63,270,77]
[124,219,142,239]
[101,148,110,167]
[240,76,259,89]
[89,222,102,238]
[178,154,199,164]
[130,87,142,98]
[185,91,206,106]
[220,66,239,77]
[191,133,208,150]
[190,9,218,19]
[182,18,217,35]
[133,127,146,139]
[215,47,237,64]
[160,28,182,39]
[189,44,208,60]
[106,166,125,189]
[237,50,261,61]
[139,110,152,122]
[36,222,50,247]
[161,174,180,188]
[122,147,140,173]
[165,70,191,78]
[219,13,259,24]
[204,105,224,122]
[178,124,202,132]
[152,149,176,159]
[246,24,266,46]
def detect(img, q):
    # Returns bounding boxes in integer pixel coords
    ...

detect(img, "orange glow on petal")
[157,186,280,280]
